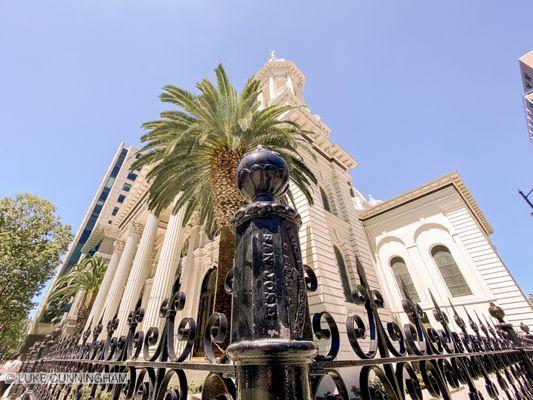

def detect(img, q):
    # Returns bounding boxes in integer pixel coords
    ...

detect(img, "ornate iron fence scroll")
[17,146,533,400]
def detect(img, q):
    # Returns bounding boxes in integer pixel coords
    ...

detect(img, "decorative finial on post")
[487,302,533,379]
[488,302,506,323]
[228,146,317,400]
[236,145,289,201]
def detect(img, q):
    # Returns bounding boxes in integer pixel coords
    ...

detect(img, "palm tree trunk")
[213,226,235,319]
[74,295,95,335]
[210,148,246,351]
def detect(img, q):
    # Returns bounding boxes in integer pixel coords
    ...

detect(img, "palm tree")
[48,256,107,334]
[133,64,317,321]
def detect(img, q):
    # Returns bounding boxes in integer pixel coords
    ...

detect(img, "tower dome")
[254,51,306,106]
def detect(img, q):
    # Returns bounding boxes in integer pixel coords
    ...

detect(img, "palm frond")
[49,256,108,310]
[135,64,318,231]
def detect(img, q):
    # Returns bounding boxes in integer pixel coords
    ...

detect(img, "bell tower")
[254,51,306,107]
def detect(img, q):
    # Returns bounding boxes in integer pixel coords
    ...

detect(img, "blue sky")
[1,1,532,311]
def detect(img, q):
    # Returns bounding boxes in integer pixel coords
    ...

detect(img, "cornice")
[254,59,305,88]
[280,103,358,172]
[360,172,493,235]
[80,225,119,254]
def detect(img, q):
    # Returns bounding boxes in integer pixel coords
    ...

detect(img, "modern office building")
[23,143,139,351]
[28,55,533,372]
[519,50,533,141]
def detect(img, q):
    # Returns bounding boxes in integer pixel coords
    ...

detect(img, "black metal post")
[489,302,533,380]
[227,146,317,400]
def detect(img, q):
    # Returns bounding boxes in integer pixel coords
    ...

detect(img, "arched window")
[320,188,332,213]
[194,268,216,356]
[333,246,353,302]
[431,245,472,297]
[390,257,420,303]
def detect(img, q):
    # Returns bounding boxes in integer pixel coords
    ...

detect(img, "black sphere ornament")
[236,145,289,201]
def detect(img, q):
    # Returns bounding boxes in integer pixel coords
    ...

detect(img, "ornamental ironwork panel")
[16,146,533,400]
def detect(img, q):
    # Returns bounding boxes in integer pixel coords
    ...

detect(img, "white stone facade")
[361,173,533,330]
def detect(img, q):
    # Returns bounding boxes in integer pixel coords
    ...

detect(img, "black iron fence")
[17,147,533,400]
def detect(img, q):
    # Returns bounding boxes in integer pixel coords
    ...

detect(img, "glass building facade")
[60,148,129,274]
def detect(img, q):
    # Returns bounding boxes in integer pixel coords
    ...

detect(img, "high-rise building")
[27,56,533,386]
[23,142,139,351]
[519,50,533,141]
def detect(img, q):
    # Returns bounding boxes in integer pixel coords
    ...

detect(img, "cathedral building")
[29,55,533,360]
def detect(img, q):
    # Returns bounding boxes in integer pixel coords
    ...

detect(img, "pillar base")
[227,339,317,400]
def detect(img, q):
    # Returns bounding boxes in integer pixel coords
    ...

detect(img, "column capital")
[113,239,126,253]
[128,222,144,237]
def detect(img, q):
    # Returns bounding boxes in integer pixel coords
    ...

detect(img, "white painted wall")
[363,186,533,330]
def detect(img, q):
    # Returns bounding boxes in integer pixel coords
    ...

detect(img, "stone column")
[68,289,86,319]
[63,288,87,336]
[83,240,125,333]
[138,278,153,332]
[98,223,142,339]
[179,225,201,319]
[143,200,186,332]
[116,213,159,336]
[268,76,276,100]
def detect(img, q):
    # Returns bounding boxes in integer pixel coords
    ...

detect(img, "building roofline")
[519,50,533,65]
[254,58,306,88]
[359,172,494,235]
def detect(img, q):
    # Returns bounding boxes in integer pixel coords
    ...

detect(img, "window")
[122,183,132,192]
[57,148,128,274]
[431,246,472,297]
[320,188,331,213]
[104,177,115,189]
[390,257,420,303]
[117,194,126,204]
[127,172,138,181]
[333,246,353,302]
[111,207,119,216]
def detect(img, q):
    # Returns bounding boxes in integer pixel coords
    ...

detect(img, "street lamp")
[518,188,533,215]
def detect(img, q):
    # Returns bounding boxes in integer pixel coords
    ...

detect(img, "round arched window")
[390,256,420,303]
[431,246,472,297]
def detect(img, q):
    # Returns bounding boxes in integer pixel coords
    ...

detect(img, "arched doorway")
[193,268,216,356]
